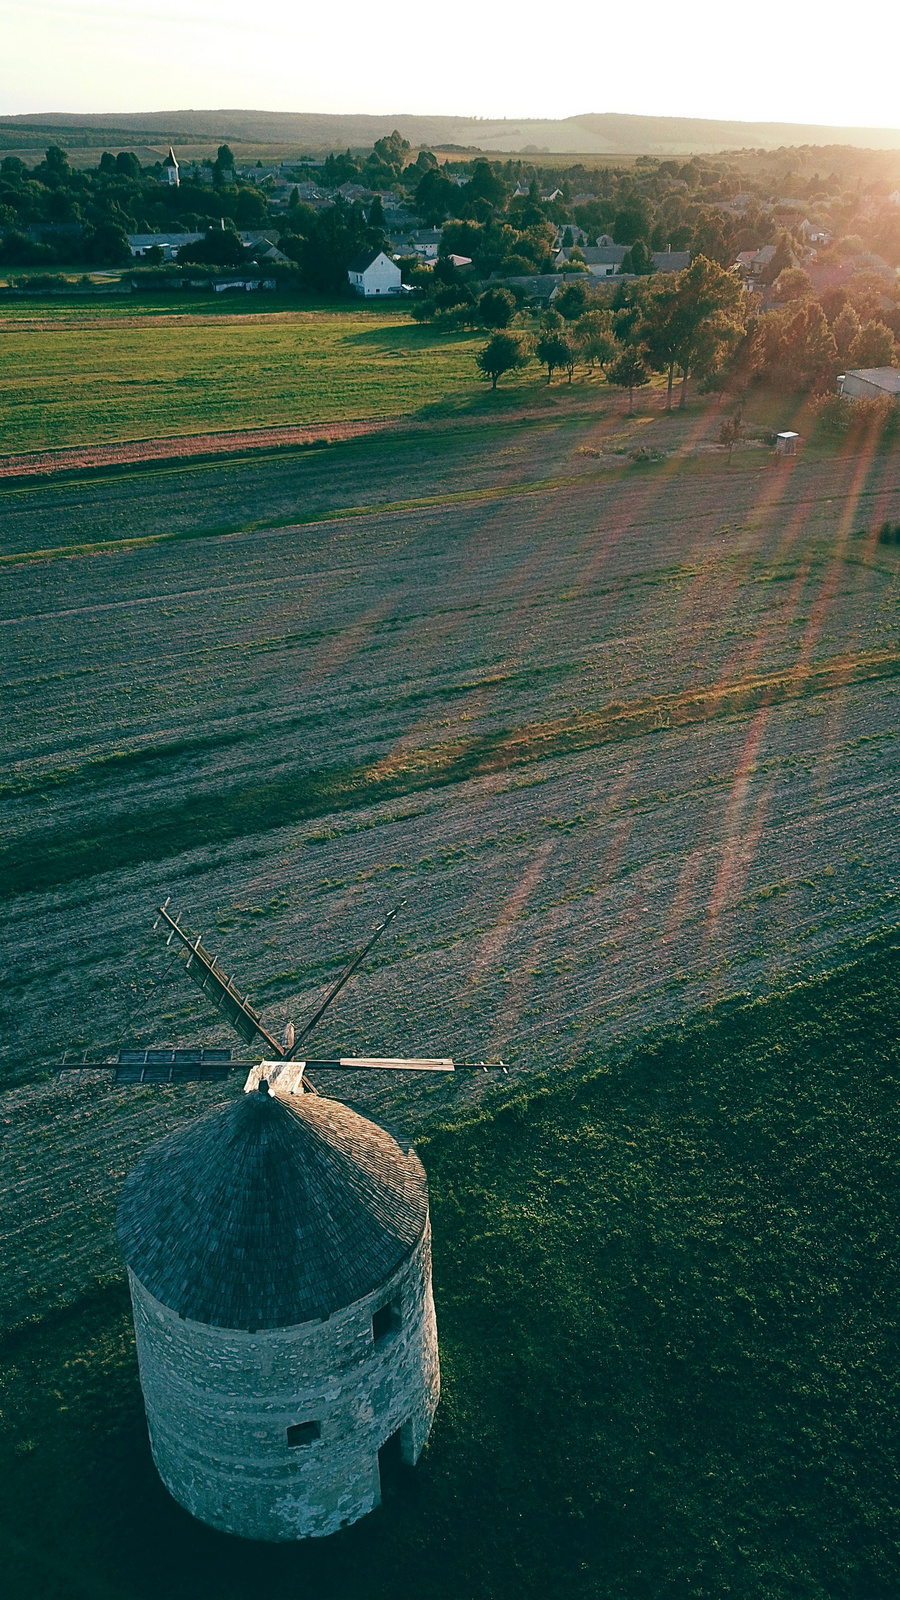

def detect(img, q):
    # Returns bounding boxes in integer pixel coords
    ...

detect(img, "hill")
[3,107,900,157]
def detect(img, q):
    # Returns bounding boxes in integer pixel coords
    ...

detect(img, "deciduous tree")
[607,348,650,412]
[479,286,516,328]
[476,331,531,388]
[575,309,618,372]
[535,331,572,383]
[848,320,897,369]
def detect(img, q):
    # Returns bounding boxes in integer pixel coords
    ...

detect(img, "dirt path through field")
[0,416,400,479]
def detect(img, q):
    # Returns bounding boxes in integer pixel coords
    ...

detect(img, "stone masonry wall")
[128,1222,439,1541]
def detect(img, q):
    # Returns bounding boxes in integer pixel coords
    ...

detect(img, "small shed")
[347,249,402,298]
[775,431,799,456]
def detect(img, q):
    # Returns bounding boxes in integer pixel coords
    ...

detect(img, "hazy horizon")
[3,0,896,130]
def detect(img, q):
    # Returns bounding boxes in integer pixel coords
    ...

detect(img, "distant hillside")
[3,107,900,156]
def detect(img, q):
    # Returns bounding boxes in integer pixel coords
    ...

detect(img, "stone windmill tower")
[58,900,501,1541]
[117,1078,439,1541]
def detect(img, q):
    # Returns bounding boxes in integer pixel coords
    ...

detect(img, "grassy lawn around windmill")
[0,307,544,456]
[1,928,898,1600]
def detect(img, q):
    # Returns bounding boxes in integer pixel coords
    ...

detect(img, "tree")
[575,309,618,373]
[416,166,456,225]
[554,279,592,320]
[368,194,386,230]
[652,255,745,407]
[476,331,530,388]
[177,223,246,267]
[216,144,235,172]
[848,320,898,369]
[234,188,269,230]
[832,303,861,360]
[115,151,141,180]
[535,331,572,383]
[718,409,743,462]
[84,221,131,265]
[640,276,686,408]
[468,160,506,210]
[620,238,654,275]
[607,348,650,412]
[43,145,70,181]
[774,267,813,301]
[540,307,564,332]
[760,231,794,285]
[479,286,516,328]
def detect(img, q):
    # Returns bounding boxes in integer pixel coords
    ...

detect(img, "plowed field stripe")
[3,648,897,901]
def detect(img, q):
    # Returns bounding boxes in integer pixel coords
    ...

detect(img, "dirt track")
[0,416,398,479]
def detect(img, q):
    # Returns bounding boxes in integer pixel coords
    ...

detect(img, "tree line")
[467,255,900,407]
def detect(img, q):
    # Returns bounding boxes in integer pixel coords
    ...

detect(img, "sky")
[2,0,898,129]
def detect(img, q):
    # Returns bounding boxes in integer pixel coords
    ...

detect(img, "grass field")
[0,310,497,454]
[1,933,898,1600]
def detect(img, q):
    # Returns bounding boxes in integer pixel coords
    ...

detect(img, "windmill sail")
[154,904,285,1057]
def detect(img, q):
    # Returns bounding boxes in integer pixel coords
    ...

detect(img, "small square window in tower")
[372,1297,401,1342]
[286,1420,321,1447]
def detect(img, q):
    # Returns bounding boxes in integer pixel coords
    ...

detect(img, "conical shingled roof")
[117,1089,428,1332]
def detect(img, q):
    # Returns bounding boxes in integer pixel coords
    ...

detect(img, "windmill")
[60,897,503,1543]
[59,897,501,1092]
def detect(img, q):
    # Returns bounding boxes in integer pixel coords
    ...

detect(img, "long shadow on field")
[5,647,898,901]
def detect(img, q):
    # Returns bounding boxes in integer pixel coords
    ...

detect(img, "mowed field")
[1,399,899,1329]
[0,306,493,454]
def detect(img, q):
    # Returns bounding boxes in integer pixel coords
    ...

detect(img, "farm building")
[117,1077,440,1541]
[128,232,203,260]
[347,249,402,297]
[838,368,900,401]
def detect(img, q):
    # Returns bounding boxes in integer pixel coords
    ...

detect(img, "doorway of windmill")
[379,1425,415,1500]
[378,1429,403,1498]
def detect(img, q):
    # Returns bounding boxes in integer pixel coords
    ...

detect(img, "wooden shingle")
[116,1088,428,1332]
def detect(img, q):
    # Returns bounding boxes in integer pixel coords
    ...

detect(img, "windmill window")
[286,1421,321,1447]
[372,1298,401,1342]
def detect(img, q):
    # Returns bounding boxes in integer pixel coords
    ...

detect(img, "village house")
[388,227,442,262]
[555,244,690,277]
[838,368,900,401]
[735,243,778,280]
[347,249,402,297]
[128,232,204,260]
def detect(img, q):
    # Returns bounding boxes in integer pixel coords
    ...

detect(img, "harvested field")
[1,411,899,1330]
